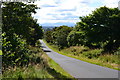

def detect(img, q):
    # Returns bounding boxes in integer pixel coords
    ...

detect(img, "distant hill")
[41,23,75,32]
[40,22,75,27]
[42,26,55,32]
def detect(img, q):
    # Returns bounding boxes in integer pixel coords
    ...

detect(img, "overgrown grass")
[2,42,74,79]
[43,40,119,70]
[2,46,52,79]
[0,50,2,55]
[3,64,52,79]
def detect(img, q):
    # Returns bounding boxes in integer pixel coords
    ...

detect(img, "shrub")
[2,33,30,70]
[82,49,102,59]
[99,54,119,64]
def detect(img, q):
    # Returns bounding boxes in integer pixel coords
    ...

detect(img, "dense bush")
[67,6,120,53]
[44,26,72,49]
[99,54,119,64]
[82,49,102,59]
[67,31,85,46]
[44,7,120,54]
[2,2,43,71]
[44,31,53,43]
[2,32,30,70]
[2,2,43,46]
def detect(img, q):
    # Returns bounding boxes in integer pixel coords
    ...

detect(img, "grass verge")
[2,43,75,79]
[43,40,119,71]
[0,50,2,55]
[2,46,53,79]
[42,50,75,79]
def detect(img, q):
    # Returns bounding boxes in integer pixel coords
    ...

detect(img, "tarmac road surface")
[40,40,119,79]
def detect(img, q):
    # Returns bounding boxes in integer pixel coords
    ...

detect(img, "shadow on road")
[43,50,51,52]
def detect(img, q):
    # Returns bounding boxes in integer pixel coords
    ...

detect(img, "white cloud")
[32,0,120,26]
[102,0,119,8]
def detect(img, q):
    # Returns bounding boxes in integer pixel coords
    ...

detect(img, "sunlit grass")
[3,65,52,78]
[3,43,75,79]
[0,50,2,55]
[2,46,53,78]
[42,51,75,79]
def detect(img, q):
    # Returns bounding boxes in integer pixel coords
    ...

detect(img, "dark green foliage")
[2,2,43,46]
[44,26,72,49]
[67,31,85,46]
[55,26,72,49]
[69,6,120,53]
[2,2,43,71]
[44,31,53,43]
[82,49,102,59]
[29,25,43,46]
[81,7,120,52]
[2,32,30,70]
[45,6,120,53]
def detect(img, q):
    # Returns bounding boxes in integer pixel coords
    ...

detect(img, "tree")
[76,6,120,52]
[2,2,43,46]
[67,31,85,46]
[54,26,72,49]
[44,26,72,49]
[2,2,43,69]
[44,30,53,43]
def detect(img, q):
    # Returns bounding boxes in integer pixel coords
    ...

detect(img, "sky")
[32,0,120,27]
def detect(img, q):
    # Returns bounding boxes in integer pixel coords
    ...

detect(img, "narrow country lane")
[40,40,119,79]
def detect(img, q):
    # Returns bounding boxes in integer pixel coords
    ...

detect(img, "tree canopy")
[2,2,43,46]
[76,6,120,52]
[44,6,120,53]
[44,26,72,49]
[2,2,43,69]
